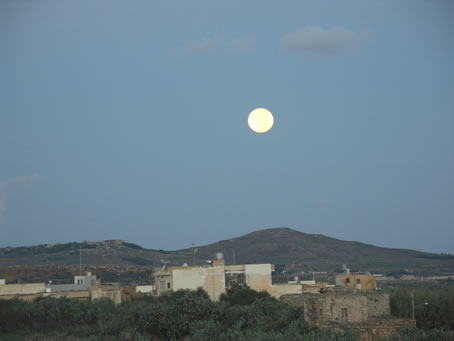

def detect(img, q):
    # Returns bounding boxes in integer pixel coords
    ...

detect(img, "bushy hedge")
[0,286,360,340]
[389,285,454,330]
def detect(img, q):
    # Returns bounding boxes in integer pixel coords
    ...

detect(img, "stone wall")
[90,283,122,304]
[325,318,416,341]
[280,293,368,326]
[0,283,45,296]
[245,264,273,293]
[50,290,90,300]
[0,294,41,301]
[306,293,368,326]
[280,293,305,306]
[271,284,302,298]
[365,293,390,317]
[281,292,411,341]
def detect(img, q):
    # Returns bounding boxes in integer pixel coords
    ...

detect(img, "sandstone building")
[335,274,377,291]
[153,253,316,301]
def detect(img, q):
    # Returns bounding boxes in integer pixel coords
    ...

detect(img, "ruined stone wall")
[280,293,369,326]
[365,293,390,317]
[280,293,305,306]
[325,318,415,341]
[308,293,368,326]
[90,285,122,304]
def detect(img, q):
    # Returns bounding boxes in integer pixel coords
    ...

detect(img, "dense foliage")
[0,287,358,341]
[2,285,454,340]
[389,285,454,330]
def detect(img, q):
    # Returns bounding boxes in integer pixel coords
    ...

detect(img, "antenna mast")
[79,246,82,276]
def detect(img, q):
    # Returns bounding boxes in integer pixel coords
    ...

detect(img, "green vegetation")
[2,285,454,340]
[415,253,454,260]
[121,256,153,265]
[0,287,358,341]
[389,285,454,330]
[3,242,97,258]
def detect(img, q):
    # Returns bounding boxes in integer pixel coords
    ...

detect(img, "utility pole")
[411,291,415,320]
[79,246,82,276]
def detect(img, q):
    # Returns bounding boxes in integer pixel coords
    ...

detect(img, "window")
[346,278,350,284]
[167,282,171,289]
[357,279,361,284]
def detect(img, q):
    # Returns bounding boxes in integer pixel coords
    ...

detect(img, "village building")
[153,253,325,301]
[281,291,414,340]
[335,273,377,291]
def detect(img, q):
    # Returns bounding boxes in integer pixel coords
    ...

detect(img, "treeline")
[2,285,454,340]
[3,242,97,257]
[0,286,357,341]
[389,285,454,330]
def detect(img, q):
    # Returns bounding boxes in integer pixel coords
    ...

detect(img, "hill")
[178,228,454,275]
[1,228,453,276]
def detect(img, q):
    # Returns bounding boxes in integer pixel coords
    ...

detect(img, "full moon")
[248,108,274,133]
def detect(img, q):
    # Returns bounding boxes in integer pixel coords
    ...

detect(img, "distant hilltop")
[1,227,454,276]
[43,240,125,249]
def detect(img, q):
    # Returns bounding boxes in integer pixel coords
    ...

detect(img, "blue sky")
[1,1,453,253]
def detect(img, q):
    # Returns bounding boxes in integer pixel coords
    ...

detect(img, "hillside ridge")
[1,227,453,276]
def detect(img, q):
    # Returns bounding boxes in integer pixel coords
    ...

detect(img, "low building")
[136,285,154,294]
[282,292,389,326]
[43,272,97,300]
[280,291,414,340]
[0,273,133,304]
[90,281,122,304]
[335,274,376,291]
[153,254,326,301]
[0,281,46,301]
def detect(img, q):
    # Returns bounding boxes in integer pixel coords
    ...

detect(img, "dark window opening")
[346,278,350,284]
[167,282,171,289]
[357,279,361,284]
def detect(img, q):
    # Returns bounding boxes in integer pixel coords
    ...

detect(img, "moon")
[248,108,274,133]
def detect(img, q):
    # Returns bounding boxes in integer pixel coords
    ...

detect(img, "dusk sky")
[1,1,453,253]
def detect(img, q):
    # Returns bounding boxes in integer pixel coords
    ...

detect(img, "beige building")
[335,274,376,291]
[154,255,325,301]
[0,281,46,301]
[0,273,125,304]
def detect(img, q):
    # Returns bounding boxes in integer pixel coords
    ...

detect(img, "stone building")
[0,281,46,301]
[153,254,320,301]
[90,281,122,304]
[281,292,390,326]
[0,273,129,304]
[281,291,414,341]
[335,274,376,291]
